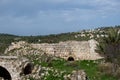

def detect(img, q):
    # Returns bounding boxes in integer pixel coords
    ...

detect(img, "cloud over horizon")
[0,0,120,35]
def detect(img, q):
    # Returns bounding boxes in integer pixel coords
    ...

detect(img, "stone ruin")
[0,57,88,80]
[0,56,34,80]
[0,39,103,80]
[31,39,103,60]
[6,39,103,61]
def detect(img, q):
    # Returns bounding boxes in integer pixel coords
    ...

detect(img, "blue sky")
[0,0,120,36]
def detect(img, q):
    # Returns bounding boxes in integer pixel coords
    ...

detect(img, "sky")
[0,0,120,36]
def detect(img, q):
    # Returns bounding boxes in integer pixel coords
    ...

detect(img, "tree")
[96,28,120,64]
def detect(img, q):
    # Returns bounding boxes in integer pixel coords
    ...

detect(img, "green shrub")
[96,28,120,64]
[98,62,115,75]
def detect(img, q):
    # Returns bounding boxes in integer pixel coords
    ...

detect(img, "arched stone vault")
[0,66,11,80]
[0,56,32,80]
[67,56,75,61]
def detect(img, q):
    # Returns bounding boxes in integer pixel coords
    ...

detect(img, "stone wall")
[5,39,103,60]
[1,39,103,80]
[31,39,103,60]
[0,56,33,80]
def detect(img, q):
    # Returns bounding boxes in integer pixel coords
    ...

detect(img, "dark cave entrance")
[23,63,33,75]
[67,56,74,61]
[0,66,12,80]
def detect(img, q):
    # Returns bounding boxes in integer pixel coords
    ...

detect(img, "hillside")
[0,25,120,53]
[2,40,117,80]
[0,25,120,80]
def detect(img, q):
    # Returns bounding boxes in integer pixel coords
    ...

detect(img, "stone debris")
[64,70,88,80]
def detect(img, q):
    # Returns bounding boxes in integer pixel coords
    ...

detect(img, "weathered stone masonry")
[31,39,103,60]
[5,39,103,60]
[0,56,33,80]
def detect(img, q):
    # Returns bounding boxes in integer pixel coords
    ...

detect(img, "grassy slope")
[33,58,117,80]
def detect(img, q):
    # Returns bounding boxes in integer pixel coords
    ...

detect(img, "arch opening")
[0,66,12,80]
[67,56,74,61]
[23,63,33,75]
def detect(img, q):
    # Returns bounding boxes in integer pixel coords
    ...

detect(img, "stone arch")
[0,66,12,80]
[23,63,34,75]
[67,56,74,61]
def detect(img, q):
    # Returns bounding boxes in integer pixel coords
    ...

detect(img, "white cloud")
[0,0,119,21]
[0,0,120,35]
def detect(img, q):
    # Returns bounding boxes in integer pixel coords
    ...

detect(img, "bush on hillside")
[96,28,120,64]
